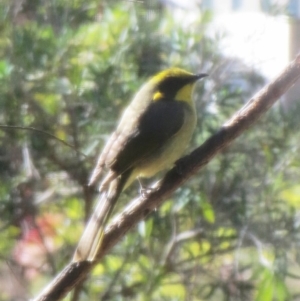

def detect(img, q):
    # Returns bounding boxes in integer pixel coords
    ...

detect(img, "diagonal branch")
[33,53,300,301]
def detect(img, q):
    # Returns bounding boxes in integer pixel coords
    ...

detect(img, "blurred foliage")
[0,0,300,300]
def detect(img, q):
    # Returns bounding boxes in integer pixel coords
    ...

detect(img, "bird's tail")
[73,171,130,262]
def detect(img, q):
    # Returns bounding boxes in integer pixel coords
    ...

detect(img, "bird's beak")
[195,73,208,80]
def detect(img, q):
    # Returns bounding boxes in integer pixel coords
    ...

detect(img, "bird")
[73,68,207,262]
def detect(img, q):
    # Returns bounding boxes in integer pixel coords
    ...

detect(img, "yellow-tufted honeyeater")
[73,68,207,262]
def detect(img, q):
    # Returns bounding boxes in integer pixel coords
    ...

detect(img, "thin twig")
[0,125,87,158]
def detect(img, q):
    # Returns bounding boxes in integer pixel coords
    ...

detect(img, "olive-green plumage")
[73,68,207,262]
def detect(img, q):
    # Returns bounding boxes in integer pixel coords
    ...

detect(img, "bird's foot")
[138,177,154,199]
[140,187,155,199]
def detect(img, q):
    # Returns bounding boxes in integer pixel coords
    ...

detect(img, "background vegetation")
[0,0,300,300]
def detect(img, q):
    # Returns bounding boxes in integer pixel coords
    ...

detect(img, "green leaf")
[34,93,62,115]
[200,200,215,223]
[0,60,12,79]
[256,269,273,301]
[280,185,300,208]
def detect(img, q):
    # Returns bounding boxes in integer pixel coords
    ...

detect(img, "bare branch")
[33,53,300,301]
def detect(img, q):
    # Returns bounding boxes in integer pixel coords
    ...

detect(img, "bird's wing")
[89,100,187,186]
[110,100,187,175]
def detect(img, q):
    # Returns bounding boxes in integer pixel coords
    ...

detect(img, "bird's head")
[150,68,208,103]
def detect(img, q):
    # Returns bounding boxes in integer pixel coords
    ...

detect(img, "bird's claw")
[140,187,154,199]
